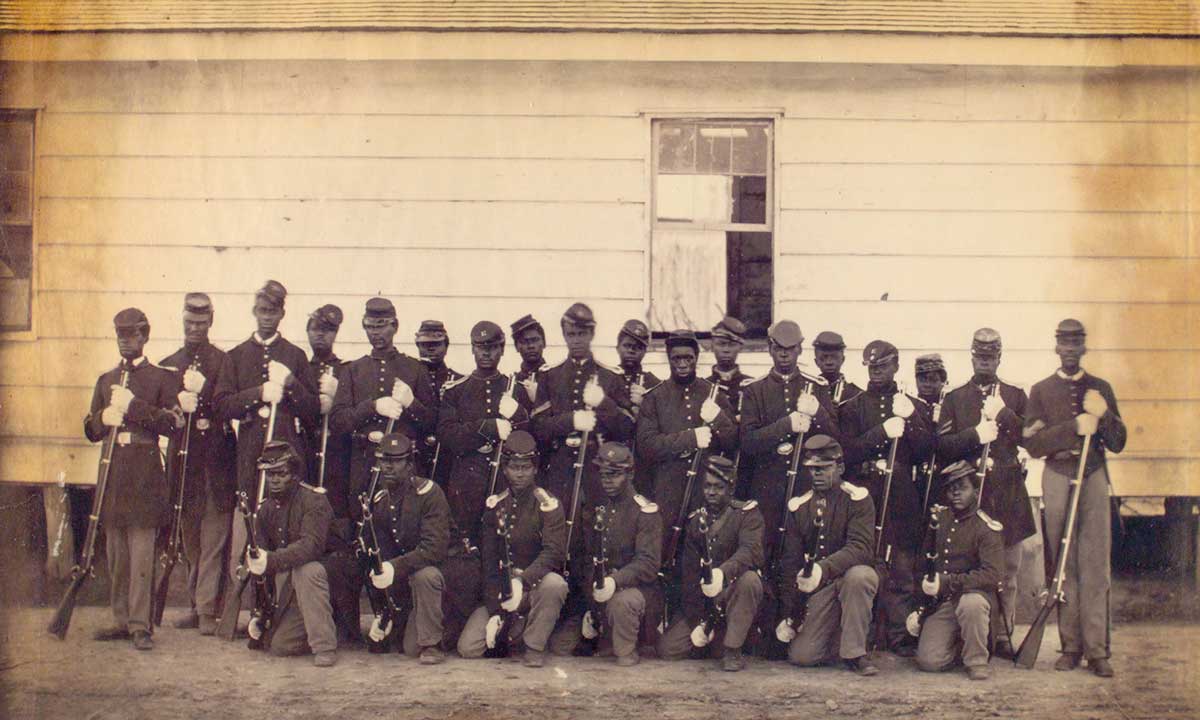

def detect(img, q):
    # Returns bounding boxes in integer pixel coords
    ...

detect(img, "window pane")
[0,121,33,173]
[727,232,773,337]
[732,175,767,225]
[0,224,32,278]
[657,122,696,174]
[656,174,733,224]
[696,126,733,174]
[0,277,31,331]
[650,228,727,333]
[731,124,770,175]
[1,171,32,224]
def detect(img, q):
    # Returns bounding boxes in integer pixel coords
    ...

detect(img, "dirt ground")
[2,608,1196,720]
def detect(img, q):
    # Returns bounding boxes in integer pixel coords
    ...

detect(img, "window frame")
[0,107,39,340]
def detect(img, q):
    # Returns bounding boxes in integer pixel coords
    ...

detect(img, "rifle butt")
[1014,602,1055,668]
[151,558,176,627]
[47,575,86,639]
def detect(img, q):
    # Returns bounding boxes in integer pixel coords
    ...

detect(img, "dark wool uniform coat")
[306,353,353,517]
[480,485,566,615]
[920,506,1005,606]
[1023,371,1127,477]
[679,500,764,627]
[161,342,238,512]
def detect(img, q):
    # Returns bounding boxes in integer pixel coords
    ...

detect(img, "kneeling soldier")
[777,435,879,676]
[657,455,764,671]
[912,460,1004,680]
[363,433,453,664]
[246,441,337,666]
[459,431,568,666]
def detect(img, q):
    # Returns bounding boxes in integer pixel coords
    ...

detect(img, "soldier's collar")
[253,332,279,346]
[122,356,148,370]
[769,368,799,383]
[370,345,400,360]
[1056,368,1085,381]
[571,355,593,367]
[712,365,740,381]
[521,358,545,372]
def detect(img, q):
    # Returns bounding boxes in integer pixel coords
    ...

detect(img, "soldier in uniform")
[362,433,457,663]
[329,298,438,511]
[511,314,549,399]
[548,443,663,666]
[657,455,764,672]
[244,441,337,665]
[912,460,1004,681]
[912,353,949,516]
[635,329,738,553]
[706,316,753,498]
[936,329,1036,658]
[615,319,660,496]
[414,319,464,485]
[437,321,530,545]
[776,435,879,676]
[914,352,948,407]
[86,308,183,650]
[1023,319,1126,678]
[530,303,635,514]
[838,340,933,654]
[458,431,568,666]
[160,293,237,635]
[812,331,864,405]
[305,303,352,517]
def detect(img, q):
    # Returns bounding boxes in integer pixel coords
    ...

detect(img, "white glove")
[690,623,715,648]
[921,572,940,597]
[701,567,724,598]
[982,394,1006,421]
[485,614,504,648]
[883,416,905,439]
[892,393,914,419]
[581,610,599,640]
[261,382,284,404]
[319,394,334,415]
[500,577,523,613]
[789,411,813,435]
[101,406,124,427]
[593,576,616,603]
[583,380,604,409]
[267,360,291,386]
[370,561,395,589]
[110,385,134,413]
[700,397,720,423]
[1076,413,1099,436]
[975,419,999,444]
[246,549,268,576]
[183,368,206,393]
[319,373,338,397]
[776,619,796,643]
[177,391,199,414]
[906,610,922,638]
[247,616,263,641]
[796,393,820,417]
[392,380,414,409]
[1083,389,1108,418]
[694,426,712,449]
[374,396,403,420]
[630,384,646,407]
[498,394,519,420]
[573,410,597,433]
[496,419,513,442]
[368,615,393,643]
[796,563,822,593]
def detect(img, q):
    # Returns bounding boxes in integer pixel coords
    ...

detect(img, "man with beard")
[437,321,530,545]
[414,319,464,484]
[305,303,352,517]
[935,329,1036,658]
[86,308,183,651]
[838,340,933,655]
[657,455,763,672]
[245,440,337,666]
[706,316,754,498]
[812,331,864,405]
[458,431,568,666]
[1023,319,1126,678]
[160,293,237,636]
[330,298,438,509]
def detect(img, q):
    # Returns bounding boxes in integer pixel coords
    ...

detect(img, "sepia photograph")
[0,1,1197,718]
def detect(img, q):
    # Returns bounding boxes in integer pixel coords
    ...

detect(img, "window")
[0,110,35,332]
[650,118,772,340]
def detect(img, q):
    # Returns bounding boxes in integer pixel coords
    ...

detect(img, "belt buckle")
[874,458,888,472]
[478,442,494,455]
[196,418,211,431]
[367,431,384,444]
[257,405,271,419]
[565,433,582,449]
[776,441,793,456]
[424,435,438,447]
[117,431,132,446]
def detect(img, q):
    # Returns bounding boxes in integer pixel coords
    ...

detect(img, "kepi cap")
[1055,318,1086,339]
[940,459,978,486]
[618,319,651,348]
[470,321,504,346]
[511,314,544,338]
[415,320,448,343]
[309,304,343,331]
[705,454,736,485]
[113,307,149,332]
[802,434,844,466]
[914,353,947,377]
[664,329,700,353]
[971,328,1002,357]
[862,340,898,367]
[183,293,213,317]
[767,320,804,348]
[710,316,747,344]
[561,303,596,329]
[501,430,538,460]
[812,331,846,351]
[363,297,396,325]
[375,433,413,459]
[593,442,634,470]
[257,440,300,470]
[255,280,287,309]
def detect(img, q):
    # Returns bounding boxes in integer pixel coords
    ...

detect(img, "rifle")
[1016,433,1092,668]
[976,382,1001,503]
[690,506,727,647]
[563,375,600,579]
[768,386,814,580]
[152,401,193,627]
[907,503,945,637]
[663,382,720,572]
[485,493,524,656]
[782,495,825,637]
[358,417,400,651]
[920,386,948,516]
[237,488,276,650]
[487,374,517,498]
[868,433,901,652]
[48,367,130,639]
[312,364,334,494]
[580,504,611,645]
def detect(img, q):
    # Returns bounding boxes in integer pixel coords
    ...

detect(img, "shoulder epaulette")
[997,376,1025,392]
[738,376,756,387]
[633,494,658,514]
[787,490,813,512]
[373,488,388,504]
[533,487,559,512]
[416,478,434,496]
[840,482,869,501]
[739,499,758,511]
[441,374,470,392]
[160,363,179,372]
[485,489,510,509]
[977,509,1003,532]
[594,359,621,374]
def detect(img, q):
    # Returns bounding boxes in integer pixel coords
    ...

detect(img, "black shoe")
[892,644,917,658]
[992,639,1015,660]
[1054,653,1081,671]
[173,612,200,630]
[721,647,746,672]
[132,631,154,651]
[1089,658,1114,678]
[93,626,131,642]
[845,655,878,676]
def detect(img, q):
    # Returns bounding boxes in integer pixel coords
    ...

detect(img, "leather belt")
[116,429,158,446]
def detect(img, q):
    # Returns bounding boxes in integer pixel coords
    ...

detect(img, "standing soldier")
[549,443,663,666]
[812,331,864,405]
[657,456,764,672]
[414,319,464,485]
[530,303,635,513]
[245,440,338,666]
[219,281,319,595]
[914,353,948,408]
[511,314,549,403]
[458,431,568,666]
[912,353,949,514]
[936,329,1036,658]
[86,308,182,650]
[615,319,660,496]
[706,316,754,498]
[437,321,530,545]
[160,293,237,636]
[912,460,1004,681]
[776,435,879,675]
[330,298,438,509]
[838,340,933,655]
[1023,319,1126,678]
[305,303,352,517]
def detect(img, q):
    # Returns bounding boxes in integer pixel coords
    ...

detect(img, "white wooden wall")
[1,58,1195,494]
